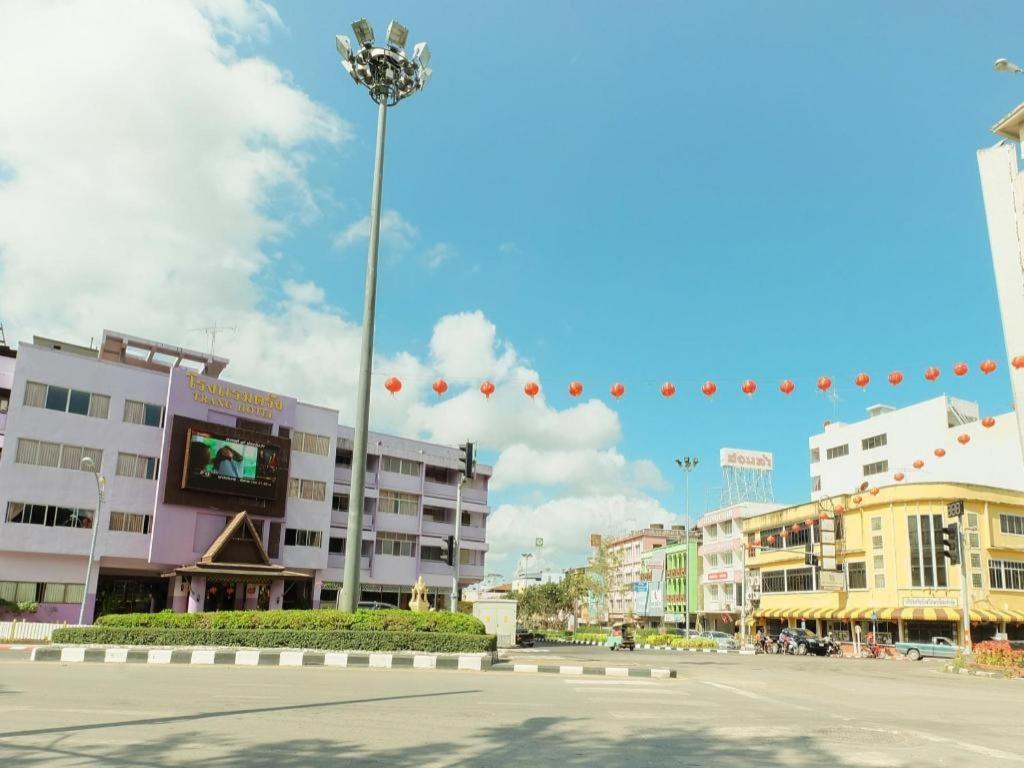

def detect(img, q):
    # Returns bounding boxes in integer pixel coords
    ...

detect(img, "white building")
[809,396,1024,500]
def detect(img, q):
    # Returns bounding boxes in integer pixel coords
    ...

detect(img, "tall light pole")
[675,457,698,632]
[79,456,105,625]
[335,20,432,612]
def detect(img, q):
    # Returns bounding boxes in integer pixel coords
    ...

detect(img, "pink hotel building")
[0,330,489,623]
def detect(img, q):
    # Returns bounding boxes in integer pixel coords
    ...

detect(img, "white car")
[700,630,738,650]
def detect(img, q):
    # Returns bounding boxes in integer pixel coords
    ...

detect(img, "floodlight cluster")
[336,19,432,106]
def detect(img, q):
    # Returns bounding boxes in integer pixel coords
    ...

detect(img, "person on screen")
[214,445,244,478]
[188,440,212,477]
[257,446,279,478]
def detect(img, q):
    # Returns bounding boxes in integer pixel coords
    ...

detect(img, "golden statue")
[409,575,431,613]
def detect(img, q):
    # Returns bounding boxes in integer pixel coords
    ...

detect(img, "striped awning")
[752,606,1024,622]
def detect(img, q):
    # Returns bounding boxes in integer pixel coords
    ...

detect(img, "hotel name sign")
[186,371,284,421]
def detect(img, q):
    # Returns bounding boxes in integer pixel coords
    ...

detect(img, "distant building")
[604,524,683,621]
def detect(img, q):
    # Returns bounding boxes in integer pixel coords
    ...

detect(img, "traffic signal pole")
[451,472,463,613]
[959,525,972,655]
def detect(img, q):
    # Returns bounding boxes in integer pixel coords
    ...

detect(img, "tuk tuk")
[605,621,636,651]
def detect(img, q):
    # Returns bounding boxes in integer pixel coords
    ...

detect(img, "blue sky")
[263,2,1020,508]
[2,1,1021,575]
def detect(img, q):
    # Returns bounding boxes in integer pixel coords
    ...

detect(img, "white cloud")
[425,242,454,269]
[491,445,668,495]
[333,209,418,251]
[282,279,325,305]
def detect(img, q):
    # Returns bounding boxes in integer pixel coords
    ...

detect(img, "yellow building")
[742,482,1024,646]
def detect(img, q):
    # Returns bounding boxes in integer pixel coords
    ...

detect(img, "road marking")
[892,728,1024,763]
[700,680,814,711]
[563,679,657,686]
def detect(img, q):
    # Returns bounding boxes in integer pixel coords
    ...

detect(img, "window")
[862,433,887,450]
[761,570,786,593]
[811,476,821,493]
[871,516,882,532]
[328,536,345,554]
[989,559,1024,591]
[721,551,734,566]
[972,573,984,589]
[970,553,981,569]
[846,561,867,589]
[292,431,331,456]
[116,452,159,480]
[422,507,449,524]
[872,534,884,549]
[424,465,451,483]
[705,553,718,567]
[284,528,322,548]
[108,511,151,534]
[422,545,448,563]
[123,400,165,428]
[873,554,884,570]
[319,585,339,607]
[874,574,886,588]
[1000,514,1024,536]
[287,478,327,502]
[41,583,85,603]
[826,444,849,460]
[5,502,94,528]
[863,460,889,477]
[908,513,947,588]
[381,456,421,476]
[786,567,814,592]
[374,531,417,557]
[460,549,483,566]
[336,449,352,467]
[379,490,418,517]
[332,494,349,512]
[810,447,820,464]
[15,439,102,472]
[25,381,109,419]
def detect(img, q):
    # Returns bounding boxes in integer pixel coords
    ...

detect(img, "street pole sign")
[947,500,965,518]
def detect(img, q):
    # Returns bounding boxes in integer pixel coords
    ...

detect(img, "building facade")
[605,525,683,621]
[0,330,489,623]
[810,397,1024,500]
[661,538,701,628]
[743,483,1024,646]
[697,502,782,632]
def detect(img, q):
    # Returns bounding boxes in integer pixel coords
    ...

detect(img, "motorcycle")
[824,637,843,657]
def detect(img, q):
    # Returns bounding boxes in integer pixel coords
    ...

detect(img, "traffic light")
[459,442,476,479]
[444,534,456,566]
[942,523,960,565]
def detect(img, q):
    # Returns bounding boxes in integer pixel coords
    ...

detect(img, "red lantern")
[1013,355,1024,370]
[888,371,903,386]
[791,523,801,533]
[568,381,583,397]
[980,359,997,375]
[523,381,539,399]
[934,448,946,458]
[610,382,625,399]
[480,381,495,399]
[701,381,717,398]
[660,382,676,398]
[767,535,776,545]
[894,472,905,482]
[432,379,448,397]
[384,376,402,395]
[780,528,789,538]
[924,367,940,382]
[869,487,879,496]
[804,518,814,528]
[855,372,870,389]
[913,459,924,469]
[819,512,829,521]
[982,416,996,429]
[817,376,832,393]
[834,504,845,514]
[779,379,795,395]
[852,495,862,505]
[953,362,968,376]
[741,379,757,396]
[957,433,971,445]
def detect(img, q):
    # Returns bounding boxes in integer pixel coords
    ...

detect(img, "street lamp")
[995,58,1024,74]
[674,456,699,633]
[335,19,432,612]
[79,456,105,625]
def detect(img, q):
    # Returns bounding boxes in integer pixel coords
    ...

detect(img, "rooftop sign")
[720,448,773,471]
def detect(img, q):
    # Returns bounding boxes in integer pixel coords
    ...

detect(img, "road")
[0,647,1021,766]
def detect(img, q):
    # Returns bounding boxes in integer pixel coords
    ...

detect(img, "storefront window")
[903,620,957,644]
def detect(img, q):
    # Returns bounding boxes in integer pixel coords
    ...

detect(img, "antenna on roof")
[189,322,236,358]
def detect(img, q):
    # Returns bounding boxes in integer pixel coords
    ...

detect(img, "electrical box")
[472,599,517,648]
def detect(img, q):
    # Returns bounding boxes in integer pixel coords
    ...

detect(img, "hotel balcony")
[422,519,455,538]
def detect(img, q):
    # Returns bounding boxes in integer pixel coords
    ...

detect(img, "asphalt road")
[1,648,1021,767]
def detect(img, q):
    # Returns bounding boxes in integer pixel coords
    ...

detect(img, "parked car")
[894,636,958,660]
[700,630,739,651]
[777,627,827,656]
[515,625,535,647]
[357,601,398,610]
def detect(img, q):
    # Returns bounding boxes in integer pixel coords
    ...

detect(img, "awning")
[751,606,1024,622]
[162,564,312,581]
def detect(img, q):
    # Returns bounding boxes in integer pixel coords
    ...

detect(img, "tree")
[585,534,623,625]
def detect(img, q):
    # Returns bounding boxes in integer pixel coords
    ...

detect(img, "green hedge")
[52,626,496,653]
[95,609,485,635]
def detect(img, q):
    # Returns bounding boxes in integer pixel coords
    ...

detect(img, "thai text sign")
[720,448,774,470]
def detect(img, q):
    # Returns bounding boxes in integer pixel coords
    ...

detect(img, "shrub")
[973,640,1024,675]
[52,626,496,653]
[0,598,38,615]
[95,609,486,635]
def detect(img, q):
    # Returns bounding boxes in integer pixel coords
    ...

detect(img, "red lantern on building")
[855,372,870,389]
[980,359,997,375]
[660,382,676,398]
[741,379,757,396]
[953,362,969,376]
[1013,355,1024,370]
[701,380,717,398]
[780,528,789,538]
[610,382,625,399]
[934,448,946,458]
[869,487,879,496]
[913,459,924,469]
[384,376,402,395]
[767,535,776,545]
[523,381,539,399]
[791,523,801,533]
[982,416,996,429]
[480,381,495,399]
[852,495,862,505]
[779,379,795,395]
[817,376,832,393]
[432,379,448,397]
[924,367,940,382]
[834,504,846,514]
[804,518,814,528]
[888,371,904,386]
[957,433,971,445]
[894,472,905,482]
[568,381,583,397]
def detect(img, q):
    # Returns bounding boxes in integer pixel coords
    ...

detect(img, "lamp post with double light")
[78,456,105,625]
[675,456,699,633]
[334,19,432,611]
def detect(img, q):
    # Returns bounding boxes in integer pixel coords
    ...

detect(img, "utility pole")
[675,457,699,633]
[451,472,463,612]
